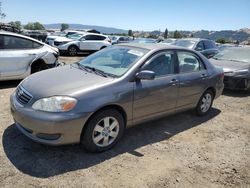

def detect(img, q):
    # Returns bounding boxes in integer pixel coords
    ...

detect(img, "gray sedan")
[210,47,250,90]
[10,44,224,152]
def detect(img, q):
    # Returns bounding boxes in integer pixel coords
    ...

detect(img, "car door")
[79,35,103,51]
[133,51,179,122]
[176,51,209,110]
[0,34,37,78]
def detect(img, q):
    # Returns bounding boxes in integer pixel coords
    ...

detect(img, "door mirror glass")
[136,70,155,80]
[196,47,203,51]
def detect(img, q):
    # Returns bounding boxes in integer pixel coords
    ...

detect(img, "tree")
[216,38,227,44]
[9,21,22,30]
[164,28,168,38]
[173,30,182,38]
[128,29,133,36]
[24,22,45,30]
[0,2,6,19]
[61,23,69,31]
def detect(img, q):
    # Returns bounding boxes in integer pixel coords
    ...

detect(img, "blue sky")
[1,0,250,31]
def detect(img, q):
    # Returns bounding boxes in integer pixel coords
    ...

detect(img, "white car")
[54,33,111,56]
[0,31,60,81]
[45,31,85,46]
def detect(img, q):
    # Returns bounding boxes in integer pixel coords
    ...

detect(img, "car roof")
[0,30,44,44]
[83,33,107,37]
[117,43,194,51]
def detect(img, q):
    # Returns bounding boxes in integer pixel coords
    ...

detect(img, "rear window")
[84,35,106,41]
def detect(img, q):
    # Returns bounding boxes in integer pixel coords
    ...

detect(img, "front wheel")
[68,46,78,56]
[81,109,125,152]
[196,90,214,116]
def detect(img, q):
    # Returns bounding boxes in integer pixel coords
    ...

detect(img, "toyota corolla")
[10,44,224,152]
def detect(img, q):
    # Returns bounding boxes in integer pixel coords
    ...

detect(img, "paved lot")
[0,56,250,187]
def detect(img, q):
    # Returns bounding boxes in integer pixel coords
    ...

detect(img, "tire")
[68,46,78,56]
[196,90,214,116]
[81,109,125,152]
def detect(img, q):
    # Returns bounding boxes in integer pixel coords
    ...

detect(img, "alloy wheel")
[200,93,212,113]
[68,47,77,56]
[92,117,120,147]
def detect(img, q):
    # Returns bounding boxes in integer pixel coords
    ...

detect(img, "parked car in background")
[10,43,224,152]
[0,23,21,33]
[45,31,85,46]
[131,38,157,43]
[172,38,218,58]
[110,36,132,44]
[0,31,59,81]
[22,30,48,42]
[45,32,67,46]
[160,38,176,45]
[210,47,250,90]
[54,33,111,56]
[217,43,239,51]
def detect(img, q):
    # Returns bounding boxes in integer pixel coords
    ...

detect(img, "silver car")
[210,47,250,90]
[10,44,224,152]
[0,31,59,81]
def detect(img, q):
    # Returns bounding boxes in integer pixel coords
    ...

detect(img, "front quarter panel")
[71,79,134,126]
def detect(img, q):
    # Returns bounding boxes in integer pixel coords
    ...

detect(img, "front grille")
[15,86,33,105]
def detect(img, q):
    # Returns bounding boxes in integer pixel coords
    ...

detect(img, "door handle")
[28,53,36,55]
[170,78,178,85]
[201,74,208,79]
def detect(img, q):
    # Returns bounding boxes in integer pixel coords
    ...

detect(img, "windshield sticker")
[128,50,144,57]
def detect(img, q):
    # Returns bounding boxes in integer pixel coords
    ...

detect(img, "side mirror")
[196,47,203,51]
[80,38,85,41]
[135,70,155,80]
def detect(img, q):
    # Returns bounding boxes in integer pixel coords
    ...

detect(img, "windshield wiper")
[74,63,93,73]
[84,66,109,77]
[75,63,117,78]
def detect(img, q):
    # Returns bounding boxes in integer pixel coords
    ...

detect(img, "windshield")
[79,46,148,77]
[213,47,250,63]
[173,40,196,48]
[67,33,83,39]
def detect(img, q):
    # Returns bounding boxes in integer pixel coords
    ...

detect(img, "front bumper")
[10,92,91,145]
[224,76,250,90]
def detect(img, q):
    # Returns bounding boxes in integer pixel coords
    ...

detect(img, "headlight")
[32,96,77,112]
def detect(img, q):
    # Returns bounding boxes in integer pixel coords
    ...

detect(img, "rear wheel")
[196,90,214,116]
[81,109,125,152]
[68,46,78,56]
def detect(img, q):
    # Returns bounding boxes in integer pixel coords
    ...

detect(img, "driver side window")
[142,52,175,77]
[195,42,204,51]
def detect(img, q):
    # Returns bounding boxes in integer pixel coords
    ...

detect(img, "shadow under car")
[2,108,220,178]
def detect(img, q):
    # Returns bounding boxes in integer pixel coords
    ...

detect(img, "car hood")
[47,36,60,40]
[54,37,74,42]
[210,59,250,73]
[21,64,114,99]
